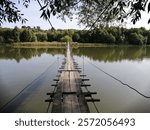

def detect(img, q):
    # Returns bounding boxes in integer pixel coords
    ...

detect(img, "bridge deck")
[51,43,90,113]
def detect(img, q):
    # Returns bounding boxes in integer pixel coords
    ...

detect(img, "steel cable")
[0,60,58,112]
[86,59,150,99]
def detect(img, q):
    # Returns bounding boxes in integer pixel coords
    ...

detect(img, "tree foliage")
[36,33,47,42]
[12,26,20,42]
[60,35,72,42]
[1,0,150,28]
[0,0,28,25]
[128,32,146,45]
[20,29,33,42]
[0,36,4,43]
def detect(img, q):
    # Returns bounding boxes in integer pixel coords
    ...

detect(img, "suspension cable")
[46,54,62,112]
[81,44,100,113]
[0,60,58,112]
[86,59,150,99]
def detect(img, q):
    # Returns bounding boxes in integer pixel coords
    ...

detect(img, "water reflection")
[73,46,150,112]
[0,46,65,62]
[1,46,150,62]
[73,46,150,62]
[0,46,65,112]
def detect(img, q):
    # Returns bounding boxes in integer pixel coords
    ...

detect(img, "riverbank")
[12,42,66,48]
[12,42,112,48]
[1,42,149,49]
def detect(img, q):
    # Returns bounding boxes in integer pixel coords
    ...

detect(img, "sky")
[2,0,150,30]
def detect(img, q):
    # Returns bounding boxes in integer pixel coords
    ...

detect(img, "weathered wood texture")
[52,43,90,113]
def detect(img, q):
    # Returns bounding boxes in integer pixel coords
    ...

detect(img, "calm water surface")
[0,46,150,112]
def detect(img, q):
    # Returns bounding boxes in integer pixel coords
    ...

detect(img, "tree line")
[1,26,150,45]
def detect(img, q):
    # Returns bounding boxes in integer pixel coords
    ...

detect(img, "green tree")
[20,29,33,42]
[3,28,14,43]
[31,34,37,42]
[36,33,48,42]
[146,32,150,45]
[128,33,145,45]
[0,36,4,43]
[117,35,125,45]
[60,35,72,42]
[12,27,20,42]
[72,33,80,42]
[47,31,58,42]
[105,33,116,44]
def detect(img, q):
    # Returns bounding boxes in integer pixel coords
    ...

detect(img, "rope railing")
[86,59,150,99]
[81,44,100,113]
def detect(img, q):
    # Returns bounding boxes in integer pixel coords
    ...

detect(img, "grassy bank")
[12,42,67,48]
[71,42,111,48]
[6,42,145,48]
[12,42,109,48]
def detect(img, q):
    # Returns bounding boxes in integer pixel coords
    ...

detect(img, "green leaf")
[47,9,50,18]
[148,18,150,24]
[113,8,117,15]
[118,17,121,20]
[40,4,47,11]
[110,0,114,5]
[52,11,56,16]
[133,19,136,24]
[148,2,150,13]
[40,10,45,18]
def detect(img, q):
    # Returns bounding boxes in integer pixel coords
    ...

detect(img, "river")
[0,46,150,112]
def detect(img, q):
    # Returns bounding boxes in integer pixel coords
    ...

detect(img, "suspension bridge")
[45,43,100,113]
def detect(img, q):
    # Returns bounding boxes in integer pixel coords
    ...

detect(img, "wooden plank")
[45,98,53,102]
[78,96,90,112]
[81,84,91,87]
[63,92,77,95]
[80,75,87,77]
[51,84,57,87]
[70,95,80,113]
[62,95,72,112]
[62,95,80,113]
[86,99,100,102]
[51,83,62,113]
[82,79,90,81]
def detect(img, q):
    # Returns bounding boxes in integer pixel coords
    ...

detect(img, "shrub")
[36,33,47,42]
[0,36,4,43]
[20,29,33,42]
[60,35,72,42]
[128,33,145,45]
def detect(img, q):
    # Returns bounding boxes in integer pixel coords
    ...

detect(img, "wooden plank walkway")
[46,43,90,113]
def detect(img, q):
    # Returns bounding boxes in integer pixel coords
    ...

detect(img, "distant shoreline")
[11,42,67,48]
[1,42,150,48]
